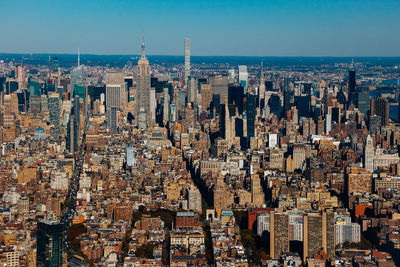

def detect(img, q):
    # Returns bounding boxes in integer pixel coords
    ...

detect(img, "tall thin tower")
[184,38,191,87]
[136,38,152,127]
[259,61,266,106]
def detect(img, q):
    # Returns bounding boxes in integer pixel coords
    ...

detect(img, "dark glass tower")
[296,95,311,118]
[246,93,256,139]
[283,77,291,119]
[348,70,357,106]
[268,94,282,118]
[37,220,64,267]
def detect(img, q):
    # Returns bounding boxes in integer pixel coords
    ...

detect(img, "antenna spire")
[141,37,146,59]
[78,48,80,67]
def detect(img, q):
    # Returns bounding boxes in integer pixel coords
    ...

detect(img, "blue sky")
[1,0,399,56]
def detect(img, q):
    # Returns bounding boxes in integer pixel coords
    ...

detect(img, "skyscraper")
[259,62,266,108]
[251,174,264,205]
[187,76,198,103]
[184,38,190,87]
[36,219,63,267]
[126,146,134,167]
[364,134,374,172]
[268,94,282,118]
[70,59,85,98]
[48,93,60,127]
[200,83,212,110]
[107,106,117,133]
[270,212,289,259]
[66,114,74,152]
[283,78,291,119]
[238,65,248,91]
[370,96,390,126]
[213,175,234,209]
[163,88,170,125]
[303,211,335,261]
[136,38,152,127]
[15,64,26,89]
[105,69,125,108]
[209,74,228,106]
[348,70,357,106]
[221,99,233,144]
[246,93,256,139]
[357,90,370,114]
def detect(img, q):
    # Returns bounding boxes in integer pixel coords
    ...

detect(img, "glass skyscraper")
[36,220,63,267]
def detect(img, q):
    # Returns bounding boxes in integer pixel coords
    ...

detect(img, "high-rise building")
[221,99,233,143]
[48,93,60,127]
[268,94,282,118]
[357,90,370,114]
[107,106,117,133]
[15,64,26,89]
[70,65,85,97]
[293,145,306,170]
[364,135,374,172]
[187,185,202,212]
[251,174,264,205]
[66,114,74,153]
[41,95,48,112]
[200,83,212,110]
[126,146,134,167]
[369,115,382,134]
[348,70,357,106]
[270,212,289,259]
[246,93,256,139]
[238,65,248,91]
[213,175,234,209]
[228,69,236,84]
[335,214,360,245]
[228,85,244,114]
[187,76,198,103]
[289,213,304,242]
[283,80,291,119]
[184,38,190,87]
[169,103,177,122]
[325,113,332,135]
[345,166,372,196]
[209,74,228,106]
[36,220,63,267]
[370,96,390,126]
[303,211,335,261]
[105,69,125,107]
[163,88,170,124]
[296,95,311,119]
[259,62,266,108]
[136,39,152,126]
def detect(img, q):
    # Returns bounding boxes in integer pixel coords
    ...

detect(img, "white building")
[335,214,361,245]
[238,65,248,89]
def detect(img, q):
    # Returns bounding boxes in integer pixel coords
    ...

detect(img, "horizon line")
[1,52,400,58]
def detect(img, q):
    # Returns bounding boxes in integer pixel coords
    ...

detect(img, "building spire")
[259,60,266,100]
[78,48,80,67]
[141,36,146,60]
[260,61,264,82]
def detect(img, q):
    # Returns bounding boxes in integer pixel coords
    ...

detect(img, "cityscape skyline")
[1,0,400,56]
[1,1,400,266]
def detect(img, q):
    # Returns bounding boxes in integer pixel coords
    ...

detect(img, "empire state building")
[136,39,152,128]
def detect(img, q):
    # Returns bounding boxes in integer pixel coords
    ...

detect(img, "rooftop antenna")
[141,36,146,59]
